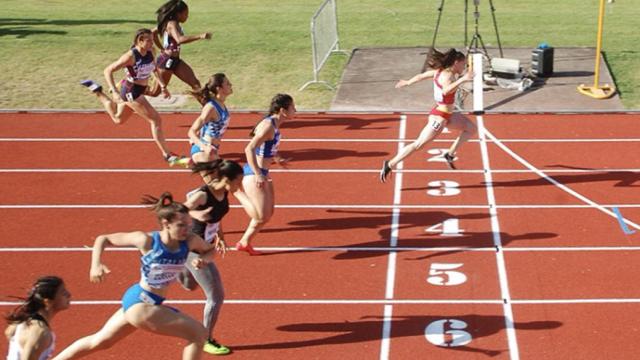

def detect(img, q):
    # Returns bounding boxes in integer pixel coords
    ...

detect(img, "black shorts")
[120,81,147,102]
[157,53,182,71]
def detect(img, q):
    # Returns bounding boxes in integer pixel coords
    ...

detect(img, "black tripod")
[430,0,504,59]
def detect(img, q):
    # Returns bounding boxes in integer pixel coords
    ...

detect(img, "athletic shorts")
[157,53,182,71]
[243,163,269,177]
[429,105,452,121]
[121,283,165,312]
[190,142,220,156]
[120,81,147,102]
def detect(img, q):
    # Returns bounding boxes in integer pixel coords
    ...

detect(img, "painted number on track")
[425,218,464,237]
[427,180,461,196]
[427,148,449,163]
[425,319,472,347]
[427,263,467,286]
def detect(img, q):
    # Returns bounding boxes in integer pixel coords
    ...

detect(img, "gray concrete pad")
[330,47,623,113]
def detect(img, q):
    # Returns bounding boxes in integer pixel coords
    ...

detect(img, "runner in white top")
[5,276,71,360]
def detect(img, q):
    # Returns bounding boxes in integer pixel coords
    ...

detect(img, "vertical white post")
[473,53,484,113]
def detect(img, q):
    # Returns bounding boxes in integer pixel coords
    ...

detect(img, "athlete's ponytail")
[5,276,64,325]
[156,0,189,33]
[192,159,243,182]
[141,192,189,223]
[189,73,226,106]
[426,48,466,70]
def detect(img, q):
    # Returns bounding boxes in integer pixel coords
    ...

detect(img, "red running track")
[1,111,639,359]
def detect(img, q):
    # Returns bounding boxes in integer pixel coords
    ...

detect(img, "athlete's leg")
[389,115,445,168]
[173,60,201,91]
[93,91,134,125]
[125,303,207,360]
[445,112,477,156]
[185,255,224,339]
[235,175,273,252]
[52,309,135,360]
[127,96,172,158]
[146,68,174,98]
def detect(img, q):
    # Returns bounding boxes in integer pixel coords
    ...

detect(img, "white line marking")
[4,246,640,253]
[484,128,640,230]
[478,114,520,360]
[1,204,639,209]
[1,168,638,174]
[380,115,406,360]
[0,137,638,143]
[2,298,640,307]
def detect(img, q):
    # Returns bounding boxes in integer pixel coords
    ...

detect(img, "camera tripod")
[430,0,504,60]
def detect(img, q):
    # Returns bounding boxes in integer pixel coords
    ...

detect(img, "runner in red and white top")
[379,48,477,183]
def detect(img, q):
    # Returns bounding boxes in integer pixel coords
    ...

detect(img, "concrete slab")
[331,47,624,113]
[146,94,189,108]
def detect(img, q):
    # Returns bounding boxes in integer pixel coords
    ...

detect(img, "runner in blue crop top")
[188,73,234,164]
[54,192,224,360]
[233,94,296,256]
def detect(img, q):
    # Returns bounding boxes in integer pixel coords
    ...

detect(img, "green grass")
[1,0,638,110]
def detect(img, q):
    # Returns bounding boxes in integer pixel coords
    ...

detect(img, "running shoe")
[379,160,392,183]
[80,79,102,93]
[442,152,457,170]
[235,242,262,256]
[165,153,192,168]
[203,339,231,355]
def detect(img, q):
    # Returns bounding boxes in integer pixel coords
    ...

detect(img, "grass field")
[1,0,638,110]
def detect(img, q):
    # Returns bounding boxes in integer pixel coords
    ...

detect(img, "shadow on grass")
[0,18,152,38]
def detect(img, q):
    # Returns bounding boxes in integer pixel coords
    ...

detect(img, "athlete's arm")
[103,51,134,95]
[90,231,149,283]
[395,69,437,88]
[166,21,210,45]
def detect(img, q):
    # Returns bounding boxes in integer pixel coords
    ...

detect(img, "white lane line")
[4,246,640,253]
[2,298,639,306]
[1,168,639,174]
[484,128,640,230]
[0,137,639,143]
[380,115,406,360]
[478,115,520,360]
[1,204,639,209]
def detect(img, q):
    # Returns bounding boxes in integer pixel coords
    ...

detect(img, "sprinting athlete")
[187,73,233,164]
[234,94,296,255]
[147,0,212,97]
[178,159,244,355]
[53,193,222,360]
[380,48,476,182]
[5,276,71,360]
[80,28,188,167]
